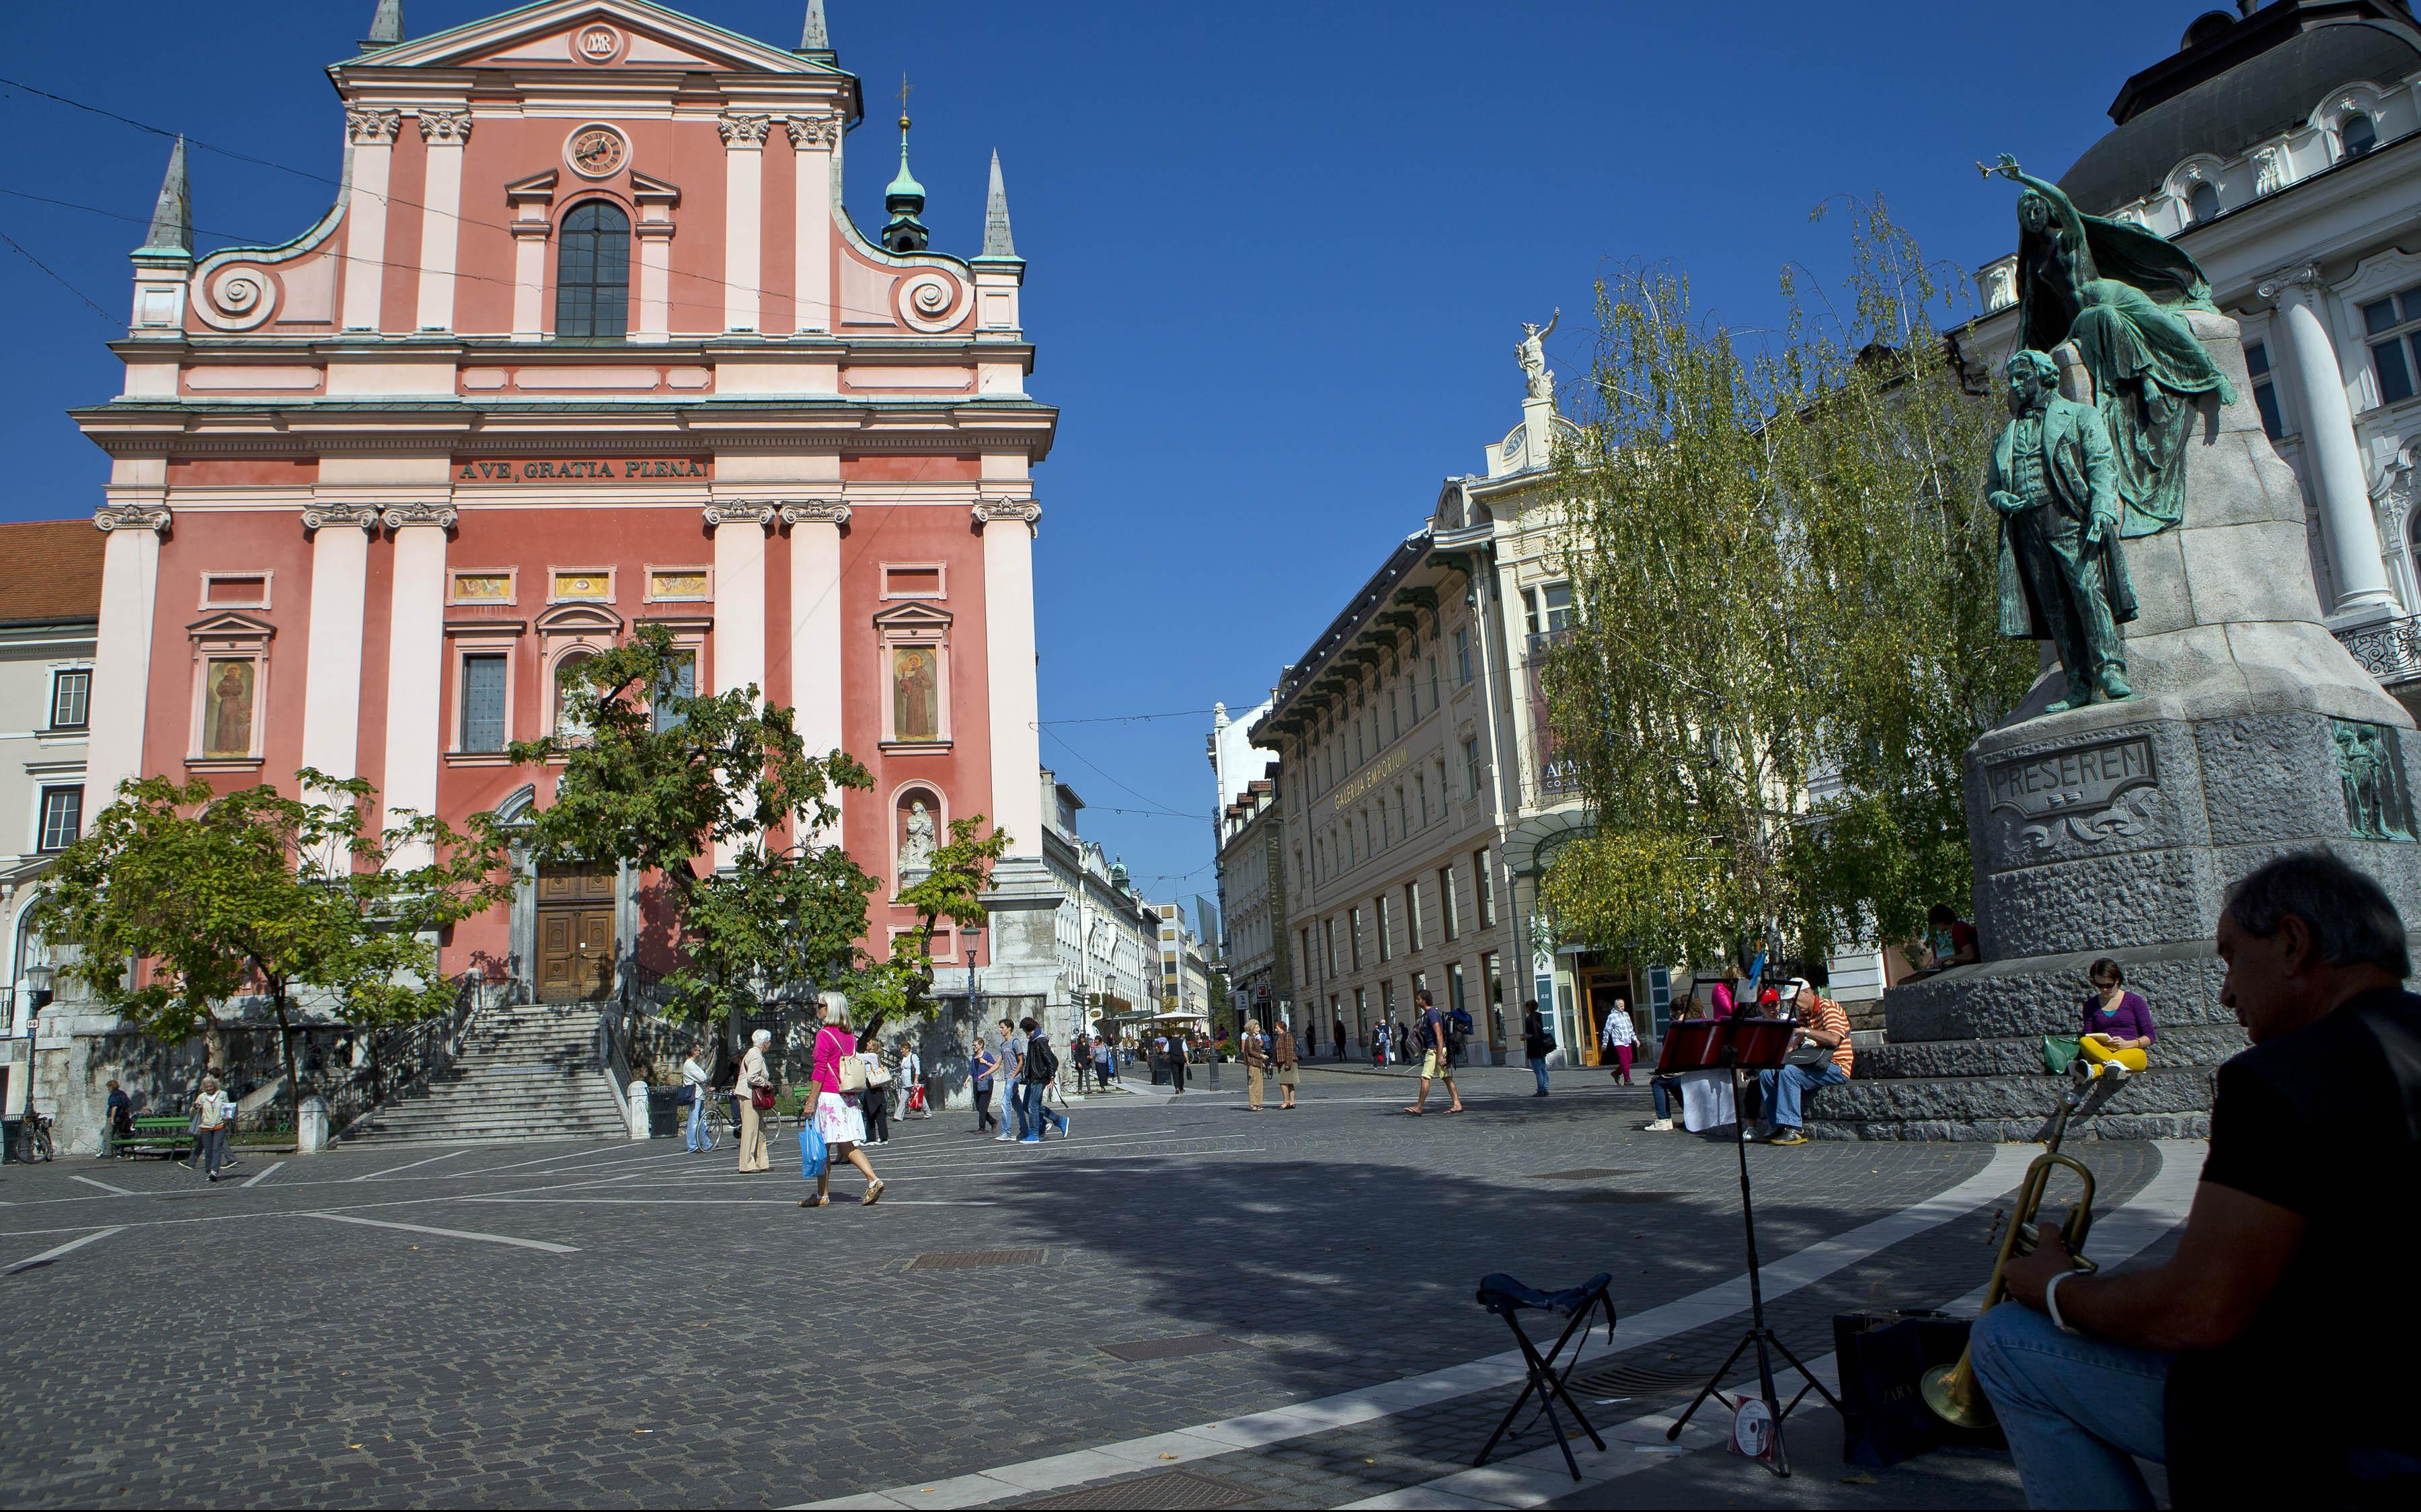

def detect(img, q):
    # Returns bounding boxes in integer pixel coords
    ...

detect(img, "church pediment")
[347,1,844,77]
[533,602,625,634]
[187,610,276,643]
[872,601,953,632]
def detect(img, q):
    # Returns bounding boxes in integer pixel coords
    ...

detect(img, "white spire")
[363,0,404,48]
[799,0,830,51]
[981,149,1017,259]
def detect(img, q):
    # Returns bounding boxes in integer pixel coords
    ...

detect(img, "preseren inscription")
[1985,735,2156,820]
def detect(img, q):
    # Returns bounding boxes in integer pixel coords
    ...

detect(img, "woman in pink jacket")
[802,1000,884,1208]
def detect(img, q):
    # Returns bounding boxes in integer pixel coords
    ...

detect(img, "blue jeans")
[685,1097,707,1150]
[1755,1060,1848,1130]
[1968,1302,2169,1509]
[1527,1056,1549,1093]
[1020,1082,1065,1138]
[1652,1076,1680,1119]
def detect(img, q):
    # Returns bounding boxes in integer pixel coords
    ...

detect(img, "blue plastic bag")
[799,1121,827,1181]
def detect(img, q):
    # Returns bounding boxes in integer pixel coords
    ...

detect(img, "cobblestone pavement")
[0,1064,2172,1508]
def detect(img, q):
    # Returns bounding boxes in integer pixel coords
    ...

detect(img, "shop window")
[2360,285,2421,407]
[556,200,631,340]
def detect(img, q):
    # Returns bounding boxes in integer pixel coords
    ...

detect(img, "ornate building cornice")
[346,108,403,146]
[94,504,170,534]
[380,503,459,531]
[301,503,382,534]
[785,114,841,149]
[703,501,778,527]
[778,500,850,527]
[418,109,475,145]
[717,112,774,148]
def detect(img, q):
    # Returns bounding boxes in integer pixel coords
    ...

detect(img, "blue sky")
[0,0,2192,905]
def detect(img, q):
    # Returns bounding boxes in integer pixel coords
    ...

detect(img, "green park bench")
[110,1115,193,1160]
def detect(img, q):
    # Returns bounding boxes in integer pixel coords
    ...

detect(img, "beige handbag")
[837,1052,869,1095]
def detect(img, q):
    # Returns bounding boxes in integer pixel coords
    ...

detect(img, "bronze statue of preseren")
[1991,349,2137,713]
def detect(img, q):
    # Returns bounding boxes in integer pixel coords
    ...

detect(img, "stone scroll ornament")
[1987,155,2236,538]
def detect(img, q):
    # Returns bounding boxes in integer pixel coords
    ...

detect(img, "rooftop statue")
[1989,155,2235,537]
[1518,310,1558,401]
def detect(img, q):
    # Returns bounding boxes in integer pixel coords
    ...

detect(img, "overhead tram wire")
[0,224,116,322]
[0,77,970,329]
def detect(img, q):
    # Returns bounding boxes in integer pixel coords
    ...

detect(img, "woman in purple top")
[2078,957,2153,1078]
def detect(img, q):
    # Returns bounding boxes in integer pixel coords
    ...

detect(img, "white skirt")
[813,1092,866,1146]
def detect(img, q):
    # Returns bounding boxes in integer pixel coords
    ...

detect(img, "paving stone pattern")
[0,1064,2148,1508]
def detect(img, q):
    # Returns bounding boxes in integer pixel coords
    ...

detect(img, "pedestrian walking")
[899,1038,931,1118]
[1272,1018,1300,1110]
[970,1032,1001,1133]
[1241,1018,1267,1111]
[859,1038,893,1146]
[1523,998,1555,1097]
[1601,996,1638,1084]
[1167,1026,1190,1095]
[802,1001,883,1207]
[192,1074,230,1181]
[1335,1014,1347,1061]
[1371,1023,1386,1069]
[1403,988,1465,1115]
[736,1028,775,1172]
[1072,1032,1093,1095]
[1018,1017,1070,1142]
[996,1018,1028,1140]
[1093,1034,1116,1089]
[681,1046,713,1152]
[103,1080,132,1158]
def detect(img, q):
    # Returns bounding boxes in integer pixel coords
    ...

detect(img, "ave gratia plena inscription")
[455,458,712,481]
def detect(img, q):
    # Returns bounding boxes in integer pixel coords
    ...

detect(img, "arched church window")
[2187,180,2221,225]
[555,201,630,340]
[2344,113,2378,159]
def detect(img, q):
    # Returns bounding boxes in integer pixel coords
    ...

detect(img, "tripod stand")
[1664,1031,1841,1477]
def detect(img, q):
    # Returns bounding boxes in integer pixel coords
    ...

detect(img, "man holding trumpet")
[1968,851,2421,1508]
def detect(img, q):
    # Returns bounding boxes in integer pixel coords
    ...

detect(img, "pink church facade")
[75,0,1051,1000]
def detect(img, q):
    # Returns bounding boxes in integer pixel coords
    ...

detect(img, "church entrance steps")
[340,1000,626,1146]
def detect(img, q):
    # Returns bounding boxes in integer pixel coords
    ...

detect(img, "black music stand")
[1663,1017,1841,1478]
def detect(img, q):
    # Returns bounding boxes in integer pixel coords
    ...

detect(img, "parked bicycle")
[13,1110,56,1164]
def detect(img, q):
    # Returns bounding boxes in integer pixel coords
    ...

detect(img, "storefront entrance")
[535,863,615,1003]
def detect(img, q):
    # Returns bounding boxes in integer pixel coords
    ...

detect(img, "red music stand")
[1662,1017,1841,1477]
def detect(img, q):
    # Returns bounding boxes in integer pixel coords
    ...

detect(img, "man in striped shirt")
[1756,984,1853,1146]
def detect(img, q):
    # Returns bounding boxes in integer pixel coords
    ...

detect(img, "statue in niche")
[2334,720,2414,841]
[1517,310,1558,401]
[893,645,939,742]
[900,799,937,877]
[1991,350,2135,713]
[1989,155,2235,536]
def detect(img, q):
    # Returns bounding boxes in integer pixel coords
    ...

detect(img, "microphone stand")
[1664,1030,1841,1477]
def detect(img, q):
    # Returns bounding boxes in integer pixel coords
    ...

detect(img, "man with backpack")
[1402,988,1465,1116]
[1016,1016,1070,1143]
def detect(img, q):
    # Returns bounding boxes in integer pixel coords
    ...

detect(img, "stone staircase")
[340,1000,630,1146]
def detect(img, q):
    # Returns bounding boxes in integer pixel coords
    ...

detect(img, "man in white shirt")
[681,1049,712,1152]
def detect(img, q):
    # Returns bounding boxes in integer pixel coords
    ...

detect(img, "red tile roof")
[0,520,105,627]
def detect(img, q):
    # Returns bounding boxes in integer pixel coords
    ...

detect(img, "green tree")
[44,770,515,1133]
[510,621,876,1039]
[1537,200,2032,971]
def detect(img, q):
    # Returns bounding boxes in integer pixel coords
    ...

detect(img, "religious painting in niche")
[203,658,255,758]
[892,646,939,742]
[555,651,596,739]
[897,790,939,881]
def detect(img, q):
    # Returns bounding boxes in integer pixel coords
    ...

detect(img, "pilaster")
[973,498,1044,861]
[718,113,772,334]
[379,503,456,864]
[414,109,473,331]
[787,114,837,334]
[87,505,171,818]
[780,500,849,842]
[341,108,401,332]
[705,501,775,867]
[299,505,381,779]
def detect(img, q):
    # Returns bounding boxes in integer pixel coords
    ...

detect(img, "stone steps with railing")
[340,1000,627,1146]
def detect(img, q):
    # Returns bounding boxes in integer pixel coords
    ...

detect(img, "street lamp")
[13,964,53,1164]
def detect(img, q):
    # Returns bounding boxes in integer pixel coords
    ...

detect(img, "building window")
[1406,881,1425,951]
[553,650,597,738]
[2343,112,2378,159]
[1349,906,1365,971]
[1475,846,1498,926]
[556,200,631,340]
[2186,180,2221,225]
[1455,627,1473,684]
[38,785,82,851]
[2245,341,2286,439]
[1440,865,1461,941]
[201,573,270,609]
[2360,286,2421,407]
[1416,770,1429,826]
[1395,785,1409,840]
[1388,690,1400,742]
[459,652,509,752]
[1375,893,1393,962]
[650,651,696,733]
[49,669,90,730]
[1463,736,1485,797]
[1325,917,1339,978]
[1523,582,1574,635]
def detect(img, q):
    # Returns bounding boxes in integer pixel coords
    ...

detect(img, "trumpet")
[1921,1082,2100,1429]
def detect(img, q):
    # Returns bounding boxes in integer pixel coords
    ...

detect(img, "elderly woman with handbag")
[802,1001,884,1207]
[735,1028,775,1173]
[1241,1018,1267,1111]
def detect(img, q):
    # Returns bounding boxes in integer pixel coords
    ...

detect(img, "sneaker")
[1054,1114,1071,1138]
[1642,1119,1673,1131]
[1017,1136,1042,1146]
[1768,1129,1809,1146]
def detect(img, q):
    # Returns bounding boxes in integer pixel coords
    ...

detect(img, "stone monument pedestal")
[1811,312,2421,1140]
